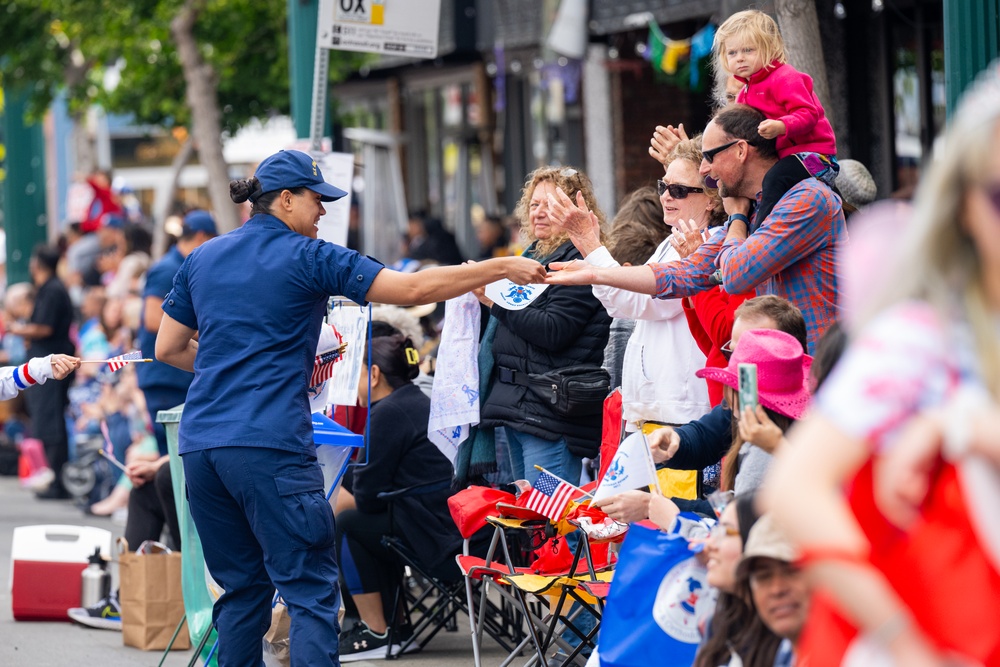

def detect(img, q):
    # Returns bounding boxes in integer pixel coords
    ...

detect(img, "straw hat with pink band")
[695,329,813,420]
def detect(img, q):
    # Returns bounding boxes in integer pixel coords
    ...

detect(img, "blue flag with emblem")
[600,523,716,667]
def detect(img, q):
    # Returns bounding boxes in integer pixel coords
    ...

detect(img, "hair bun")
[229,177,260,204]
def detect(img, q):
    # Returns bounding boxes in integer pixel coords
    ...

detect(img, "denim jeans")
[503,427,582,487]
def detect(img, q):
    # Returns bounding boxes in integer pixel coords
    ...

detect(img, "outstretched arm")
[545,261,659,294]
[365,256,546,306]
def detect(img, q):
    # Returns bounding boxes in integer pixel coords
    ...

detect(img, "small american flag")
[524,471,576,521]
[108,351,143,372]
[310,343,347,388]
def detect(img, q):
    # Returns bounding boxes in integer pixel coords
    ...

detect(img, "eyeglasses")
[657,181,705,199]
[702,140,740,164]
[709,523,740,540]
[720,340,734,360]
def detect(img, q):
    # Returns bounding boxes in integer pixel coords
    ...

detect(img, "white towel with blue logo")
[428,293,482,465]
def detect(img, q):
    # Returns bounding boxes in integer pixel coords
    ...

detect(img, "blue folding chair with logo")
[157,407,362,666]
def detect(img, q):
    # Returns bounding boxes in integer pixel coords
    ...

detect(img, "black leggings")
[124,462,181,552]
[336,509,401,625]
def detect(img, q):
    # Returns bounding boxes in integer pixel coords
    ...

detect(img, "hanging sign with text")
[318,0,442,59]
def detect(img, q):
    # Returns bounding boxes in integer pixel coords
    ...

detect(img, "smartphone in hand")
[738,363,759,413]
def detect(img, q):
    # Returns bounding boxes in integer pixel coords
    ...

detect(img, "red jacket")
[737,61,837,158]
[681,287,752,405]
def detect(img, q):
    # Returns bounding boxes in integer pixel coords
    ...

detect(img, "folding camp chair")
[378,479,524,660]
[455,490,623,667]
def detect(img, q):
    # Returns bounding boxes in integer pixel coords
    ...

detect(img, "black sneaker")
[390,623,420,656]
[68,593,121,631]
[339,621,391,662]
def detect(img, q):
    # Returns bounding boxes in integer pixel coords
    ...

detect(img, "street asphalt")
[0,475,509,666]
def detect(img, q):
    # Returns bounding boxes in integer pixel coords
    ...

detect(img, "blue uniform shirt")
[162,214,384,455]
[136,246,194,393]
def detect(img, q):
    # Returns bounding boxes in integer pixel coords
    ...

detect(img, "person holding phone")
[693,328,810,493]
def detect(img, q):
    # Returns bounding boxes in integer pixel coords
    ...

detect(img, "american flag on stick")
[310,342,348,387]
[108,351,144,372]
[523,471,577,521]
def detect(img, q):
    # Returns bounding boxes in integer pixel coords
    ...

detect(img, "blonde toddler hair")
[714,10,787,76]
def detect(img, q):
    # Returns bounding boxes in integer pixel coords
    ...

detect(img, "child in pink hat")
[695,328,812,492]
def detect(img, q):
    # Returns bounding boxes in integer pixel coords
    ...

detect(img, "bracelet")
[725,213,750,232]
[796,546,870,568]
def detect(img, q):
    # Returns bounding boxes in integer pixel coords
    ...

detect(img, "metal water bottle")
[80,547,111,608]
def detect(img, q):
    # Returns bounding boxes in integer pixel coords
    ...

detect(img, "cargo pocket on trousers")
[273,467,336,551]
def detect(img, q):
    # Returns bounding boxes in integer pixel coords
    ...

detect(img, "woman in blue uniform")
[155,149,545,666]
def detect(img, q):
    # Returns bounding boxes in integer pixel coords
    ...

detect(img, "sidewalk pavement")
[0,475,508,666]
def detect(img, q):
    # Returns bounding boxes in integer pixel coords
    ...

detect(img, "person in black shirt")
[9,245,77,498]
[337,330,460,662]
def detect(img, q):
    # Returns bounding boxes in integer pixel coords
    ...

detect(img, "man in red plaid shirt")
[546,105,845,353]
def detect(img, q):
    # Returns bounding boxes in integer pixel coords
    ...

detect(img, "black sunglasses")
[656,181,705,199]
[702,140,740,164]
[720,339,734,360]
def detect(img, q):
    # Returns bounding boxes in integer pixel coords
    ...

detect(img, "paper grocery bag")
[118,539,190,650]
[262,598,291,667]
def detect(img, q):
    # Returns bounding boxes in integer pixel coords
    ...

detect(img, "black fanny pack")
[498,366,610,417]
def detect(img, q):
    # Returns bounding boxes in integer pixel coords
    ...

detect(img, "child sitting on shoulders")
[715,10,839,224]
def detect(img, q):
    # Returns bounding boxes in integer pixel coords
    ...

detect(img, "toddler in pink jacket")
[715,10,840,224]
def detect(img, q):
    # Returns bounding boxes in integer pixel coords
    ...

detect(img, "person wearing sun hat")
[153,149,547,666]
[735,514,810,666]
[695,328,812,493]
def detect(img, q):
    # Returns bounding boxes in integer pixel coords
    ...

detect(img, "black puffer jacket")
[480,240,612,458]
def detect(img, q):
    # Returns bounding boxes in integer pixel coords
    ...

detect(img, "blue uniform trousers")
[184,447,341,666]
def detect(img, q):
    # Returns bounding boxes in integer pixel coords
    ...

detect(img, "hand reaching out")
[646,426,680,463]
[649,124,689,168]
[545,259,599,286]
[50,354,81,381]
[502,256,547,286]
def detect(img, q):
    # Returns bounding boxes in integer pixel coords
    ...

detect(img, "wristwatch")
[724,213,750,232]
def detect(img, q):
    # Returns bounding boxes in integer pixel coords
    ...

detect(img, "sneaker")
[339,621,391,662]
[390,623,420,656]
[68,594,121,631]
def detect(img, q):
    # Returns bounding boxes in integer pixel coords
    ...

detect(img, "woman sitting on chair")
[337,329,461,662]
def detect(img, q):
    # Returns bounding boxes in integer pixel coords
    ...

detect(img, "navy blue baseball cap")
[253,150,348,202]
[182,209,218,236]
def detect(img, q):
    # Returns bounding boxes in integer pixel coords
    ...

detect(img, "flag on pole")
[592,431,658,503]
[523,471,576,521]
[107,351,143,372]
[311,344,347,387]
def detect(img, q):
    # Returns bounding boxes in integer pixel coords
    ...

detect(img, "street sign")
[318,0,442,59]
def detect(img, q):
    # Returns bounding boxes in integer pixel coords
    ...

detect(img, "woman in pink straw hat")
[695,327,812,494]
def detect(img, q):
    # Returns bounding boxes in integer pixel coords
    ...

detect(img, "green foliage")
[0,0,367,134]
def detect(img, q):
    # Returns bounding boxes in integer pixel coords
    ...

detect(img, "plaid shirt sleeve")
[717,182,836,295]
[651,227,726,299]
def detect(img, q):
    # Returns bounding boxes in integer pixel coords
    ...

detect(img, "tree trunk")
[773,0,840,135]
[170,0,240,233]
[151,135,196,259]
